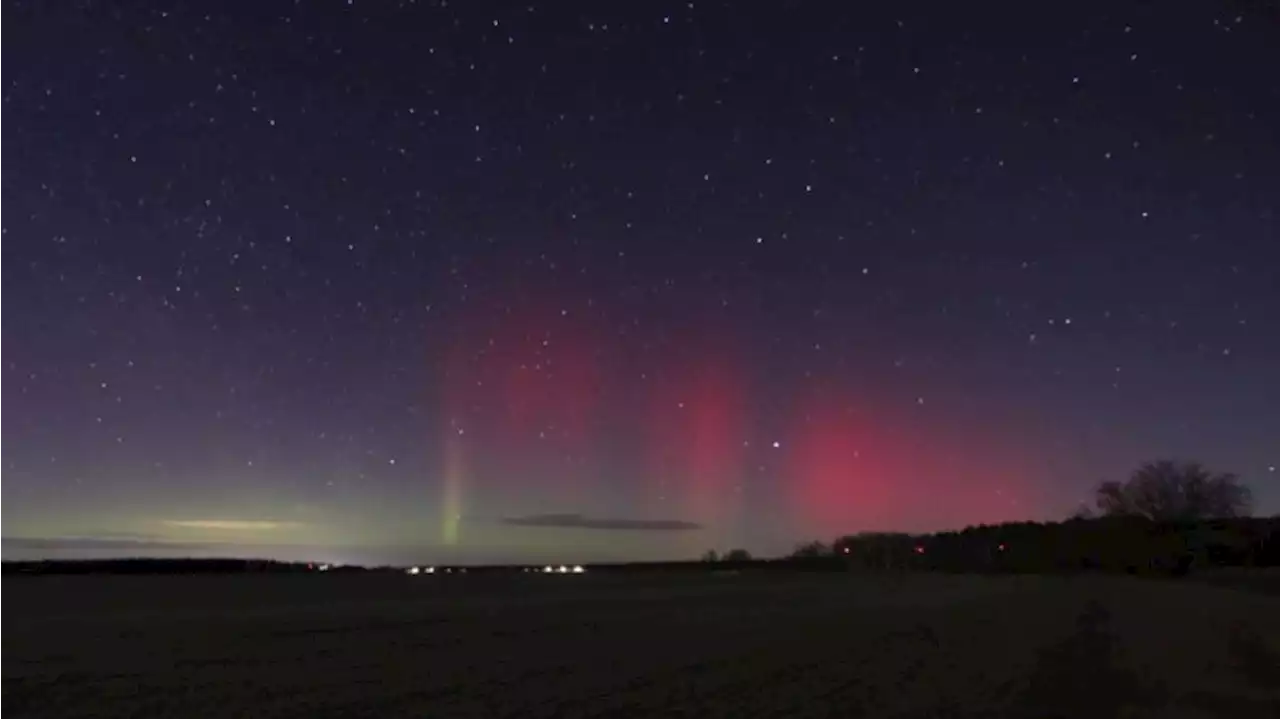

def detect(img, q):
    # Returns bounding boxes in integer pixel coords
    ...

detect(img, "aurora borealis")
[4,1,1277,565]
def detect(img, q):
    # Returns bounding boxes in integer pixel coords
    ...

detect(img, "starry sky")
[4,1,1278,566]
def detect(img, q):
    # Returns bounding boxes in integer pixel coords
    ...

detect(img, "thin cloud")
[161,519,303,532]
[501,513,702,531]
[3,536,212,553]
[66,530,167,541]
[1,536,332,563]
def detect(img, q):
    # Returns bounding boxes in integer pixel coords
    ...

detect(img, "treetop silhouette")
[1093,459,1252,521]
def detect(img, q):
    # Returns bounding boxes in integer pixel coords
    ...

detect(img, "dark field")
[4,572,1278,718]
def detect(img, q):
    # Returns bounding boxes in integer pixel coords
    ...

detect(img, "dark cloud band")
[501,513,701,531]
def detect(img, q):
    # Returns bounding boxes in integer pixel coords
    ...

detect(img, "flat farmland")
[4,572,1278,718]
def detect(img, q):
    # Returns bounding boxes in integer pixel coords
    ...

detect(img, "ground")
[4,572,1278,718]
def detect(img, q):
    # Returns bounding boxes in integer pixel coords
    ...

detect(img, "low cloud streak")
[161,519,303,532]
[2,536,335,564]
[3,536,212,553]
[501,513,702,531]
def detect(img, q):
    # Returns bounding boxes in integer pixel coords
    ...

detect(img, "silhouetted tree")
[834,532,919,569]
[791,540,831,558]
[1095,460,1253,521]
[723,548,752,562]
[797,514,1278,577]
[700,549,720,562]
[1069,504,1095,520]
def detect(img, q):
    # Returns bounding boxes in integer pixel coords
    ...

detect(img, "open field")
[4,572,1278,718]
[1186,567,1280,596]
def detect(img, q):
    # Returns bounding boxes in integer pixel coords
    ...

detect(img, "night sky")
[4,1,1278,566]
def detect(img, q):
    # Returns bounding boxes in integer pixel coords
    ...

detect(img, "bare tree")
[791,540,831,558]
[1068,503,1095,520]
[1094,460,1252,521]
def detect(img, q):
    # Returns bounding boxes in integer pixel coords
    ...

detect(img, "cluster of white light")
[407,564,586,576]
[541,564,585,574]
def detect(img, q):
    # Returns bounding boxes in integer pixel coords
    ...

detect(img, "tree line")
[781,460,1277,575]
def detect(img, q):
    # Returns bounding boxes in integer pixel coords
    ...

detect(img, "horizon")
[6,506,1274,567]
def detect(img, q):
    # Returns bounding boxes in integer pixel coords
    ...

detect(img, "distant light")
[425,566,435,574]
[997,543,1007,552]
[407,566,421,575]
[317,563,331,571]
[772,440,781,449]
[843,547,851,554]
[557,565,569,574]
[913,546,925,555]
[543,565,554,574]
[572,565,585,573]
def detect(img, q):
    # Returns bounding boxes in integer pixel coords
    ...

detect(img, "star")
[3,0,1274,572]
